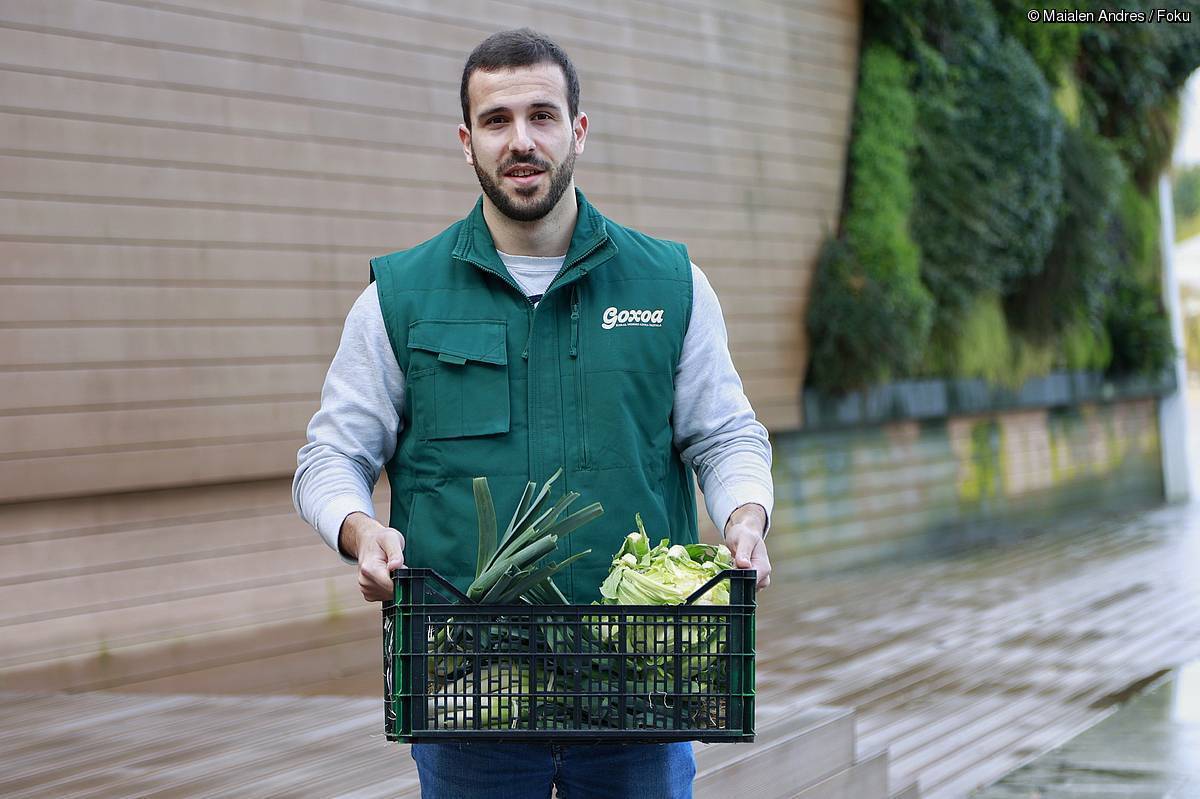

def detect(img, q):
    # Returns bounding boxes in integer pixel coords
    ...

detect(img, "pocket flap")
[407,320,508,365]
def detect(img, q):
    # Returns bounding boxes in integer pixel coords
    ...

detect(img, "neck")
[481,184,578,257]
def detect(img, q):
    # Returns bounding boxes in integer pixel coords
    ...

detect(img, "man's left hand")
[724,503,771,589]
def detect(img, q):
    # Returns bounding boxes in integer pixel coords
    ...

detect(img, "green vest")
[370,189,698,602]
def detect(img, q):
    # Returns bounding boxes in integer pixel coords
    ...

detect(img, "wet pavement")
[973,660,1200,797]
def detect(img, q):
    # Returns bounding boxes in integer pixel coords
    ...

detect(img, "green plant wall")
[805,0,1198,395]
[805,45,934,392]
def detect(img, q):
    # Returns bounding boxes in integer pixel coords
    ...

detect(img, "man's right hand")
[339,511,406,602]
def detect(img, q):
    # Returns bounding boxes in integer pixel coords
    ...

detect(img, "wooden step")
[384,704,865,799]
[694,704,857,798]
[790,748,890,799]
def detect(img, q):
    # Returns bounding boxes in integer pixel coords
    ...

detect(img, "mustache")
[498,155,551,174]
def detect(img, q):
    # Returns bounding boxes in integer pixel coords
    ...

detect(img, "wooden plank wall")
[0,1,861,692]
[0,479,377,693]
[0,0,860,504]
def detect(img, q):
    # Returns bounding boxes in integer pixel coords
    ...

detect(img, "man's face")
[459,63,587,222]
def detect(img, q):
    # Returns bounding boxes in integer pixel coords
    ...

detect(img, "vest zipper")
[457,236,607,495]
[569,283,589,470]
[461,237,607,360]
[455,256,538,359]
[568,284,580,358]
[522,309,534,361]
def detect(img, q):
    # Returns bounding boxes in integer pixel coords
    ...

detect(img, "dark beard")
[472,145,576,222]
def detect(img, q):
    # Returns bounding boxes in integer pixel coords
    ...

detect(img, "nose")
[508,120,535,154]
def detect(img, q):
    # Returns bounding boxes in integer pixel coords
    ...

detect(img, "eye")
[486,116,507,125]
[533,112,553,121]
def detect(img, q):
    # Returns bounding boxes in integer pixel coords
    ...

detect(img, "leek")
[427,469,605,729]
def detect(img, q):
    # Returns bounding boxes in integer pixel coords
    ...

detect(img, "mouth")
[503,165,546,186]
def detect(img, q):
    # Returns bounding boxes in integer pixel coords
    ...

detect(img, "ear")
[572,111,588,155]
[458,123,474,165]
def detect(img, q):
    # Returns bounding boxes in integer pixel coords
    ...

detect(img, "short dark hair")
[460,28,580,128]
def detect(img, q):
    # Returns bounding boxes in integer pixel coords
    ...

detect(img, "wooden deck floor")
[4,500,1200,797]
[758,499,1200,797]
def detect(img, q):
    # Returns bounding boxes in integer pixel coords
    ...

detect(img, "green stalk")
[473,477,498,579]
[500,549,591,604]
[538,502,604,544]
[487,491,578,571]
[468,535,559,600]
[505,467,561,538]
[497,481,536,552]
[480,564,525,603]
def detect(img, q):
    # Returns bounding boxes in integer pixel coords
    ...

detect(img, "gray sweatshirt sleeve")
[292,284,403,564]
[672,263,774,537]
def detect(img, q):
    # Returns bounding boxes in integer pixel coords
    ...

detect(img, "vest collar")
[452,188,618,292]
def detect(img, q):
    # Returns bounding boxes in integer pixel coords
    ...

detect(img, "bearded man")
[294,27,773,799]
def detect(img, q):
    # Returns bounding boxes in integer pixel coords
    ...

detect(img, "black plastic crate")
[383,567,756,743]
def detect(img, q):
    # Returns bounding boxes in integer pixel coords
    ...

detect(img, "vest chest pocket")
[406,319,510,440]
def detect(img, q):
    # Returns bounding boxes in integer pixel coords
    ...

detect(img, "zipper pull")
[569,286,580,358]
[523,305,534,360]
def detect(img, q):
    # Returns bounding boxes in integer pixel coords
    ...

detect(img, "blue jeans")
[410,741,696,799]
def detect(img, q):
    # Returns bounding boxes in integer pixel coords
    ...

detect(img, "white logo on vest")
[601,306,665,330]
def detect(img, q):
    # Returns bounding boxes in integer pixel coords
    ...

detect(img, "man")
[294,28,773,799]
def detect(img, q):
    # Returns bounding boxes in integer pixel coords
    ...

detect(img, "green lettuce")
[598,514,734,607]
